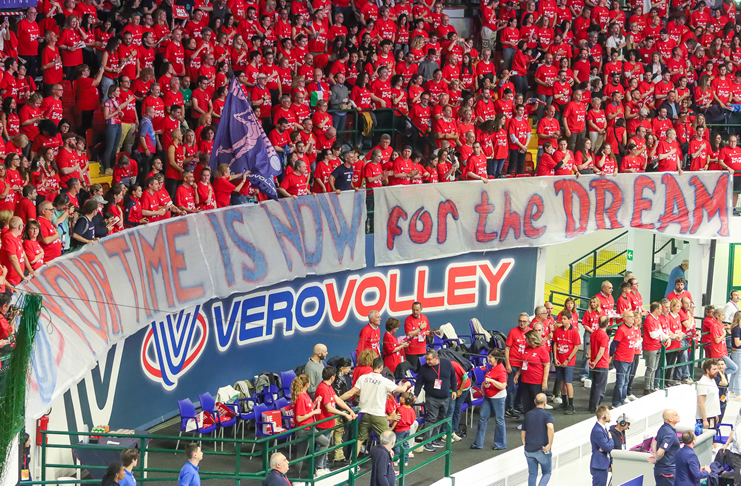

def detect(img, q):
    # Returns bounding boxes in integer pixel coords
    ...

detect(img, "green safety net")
[0,293,43,482]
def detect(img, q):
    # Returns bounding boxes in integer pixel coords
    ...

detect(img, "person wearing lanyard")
[262,452,292,486]
[609,413,631,451]
[413,349,457,452]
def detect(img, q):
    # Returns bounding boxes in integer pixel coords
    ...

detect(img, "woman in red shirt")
[75,64,104,135]
[515,330,550,415]
[471,349,507,450]
[290,373,329,477]
[124,184,147,228]
[1,97,20,140]
[196,167,217,211]
[104,185,125,234]
[352,348,376,386]
[33,147,61,203]
[23,220,45,272]
[510,41,534,95]
[383,318,408,374]
[500,17,520,71]
[0,165,15,212]
[557,298,580,329]
[574,137,596,175]
[19,93,43,141]
[212,163,248,208]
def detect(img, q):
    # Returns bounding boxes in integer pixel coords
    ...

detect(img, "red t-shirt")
[383,331,405,373]
[279,172,309,196]
[38,217,62,262]
[212,177,236,208]
[590,328,610,368]
[613,324,640,362]
[709,320,728,358]
[505,326,530,367]
[293,391,315,427]
[643,313,663,351]
[520,345,550,384]
[483,363,507,398]
[315,381,337,430]
[23,240,44,270]
[0,230,24,285]
[553,325,581,366]
[404,314,430,355]
[582,310,600,333]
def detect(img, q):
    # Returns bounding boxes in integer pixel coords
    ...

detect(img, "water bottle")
[695,422,703,437]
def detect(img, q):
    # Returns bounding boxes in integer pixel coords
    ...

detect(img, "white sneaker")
[544,403,553,410]
[553,397,563,405]
[627,394,638,401]
[408,452,414,458]
[451,432,462,442]
[517,424,523,430]
[580,377,586,383]
[315,469,330,477]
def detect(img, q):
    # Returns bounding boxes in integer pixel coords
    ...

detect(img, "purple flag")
[209,78,283,199]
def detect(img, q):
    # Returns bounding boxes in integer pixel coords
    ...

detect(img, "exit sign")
[627,250,633,261]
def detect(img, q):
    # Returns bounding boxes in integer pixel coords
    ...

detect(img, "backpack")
[294,364,306,376]
[233,380,256,412]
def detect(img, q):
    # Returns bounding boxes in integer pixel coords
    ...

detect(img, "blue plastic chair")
[280,370,297,398]
[233,395,257,441]
[715,423,733,444]
[468,386,485,429]
[199,392,237,451]
[257,384,280,406]
[251,402,289,458]
[431,334,462,351]
[176,398,218,450]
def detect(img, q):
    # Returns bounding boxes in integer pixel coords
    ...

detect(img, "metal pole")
[704,240,716,306]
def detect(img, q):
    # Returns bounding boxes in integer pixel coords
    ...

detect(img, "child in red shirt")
[392,392,416,462]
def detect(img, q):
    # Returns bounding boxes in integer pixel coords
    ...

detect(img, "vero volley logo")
[141,305,209,390]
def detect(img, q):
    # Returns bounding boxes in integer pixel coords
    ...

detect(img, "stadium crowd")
[0,0,736,291]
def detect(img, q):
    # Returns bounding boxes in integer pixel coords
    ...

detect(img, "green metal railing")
[31,414,453,486]
[567,231,629,294]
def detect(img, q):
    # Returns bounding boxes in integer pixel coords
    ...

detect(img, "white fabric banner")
[373,172,732,266]
[25,190,366,418]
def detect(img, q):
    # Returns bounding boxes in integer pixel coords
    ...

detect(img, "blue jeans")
[506,366,520,410]
[103,123,122,170]
[579,333,591,379]
[723,355,739,385]
[731,350,741,394]
[472,396,506,449]
[612,360,632,407]
[446,388,470,432]
[524,449,552,486]
[393,430,410,458]
[332,111,347,132]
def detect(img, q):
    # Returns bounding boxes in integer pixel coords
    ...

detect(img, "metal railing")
[651,235,687,272]
[567,231,629,294]
[30,414,453,486]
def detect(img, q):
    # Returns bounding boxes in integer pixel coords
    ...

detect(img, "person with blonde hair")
[515,330,550,415]
[290,373,331,478]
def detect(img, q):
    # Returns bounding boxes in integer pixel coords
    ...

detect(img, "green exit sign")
[627,250,633,261]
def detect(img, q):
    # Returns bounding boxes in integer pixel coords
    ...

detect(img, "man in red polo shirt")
[588,316,610,411]
[356,310,382,359]
[505,312,531,416]
[628,278,645,314]
[404,302,430,372]
[314,367,356,470]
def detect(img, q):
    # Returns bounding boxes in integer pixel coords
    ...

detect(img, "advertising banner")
[373,172,732,266]
[26,190,366,419]
[49,244,536,430]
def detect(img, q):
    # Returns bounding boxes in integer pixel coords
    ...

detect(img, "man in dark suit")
[675,431,710,486]
[590,406,614,486]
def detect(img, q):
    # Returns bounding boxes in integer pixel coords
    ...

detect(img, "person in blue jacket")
[675,431,710,486]
[590,405,614,486]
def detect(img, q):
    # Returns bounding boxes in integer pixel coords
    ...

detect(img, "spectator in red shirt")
[278,159,310,198]
[357,310,382,359]
[290,374,331,478]
[37,201,63,262]
[382,318,409,376]
[213,163,249,207]
[0,216,33,285]
[553,311,581,414]
[587,316,610,411]
[15,186,37,224]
